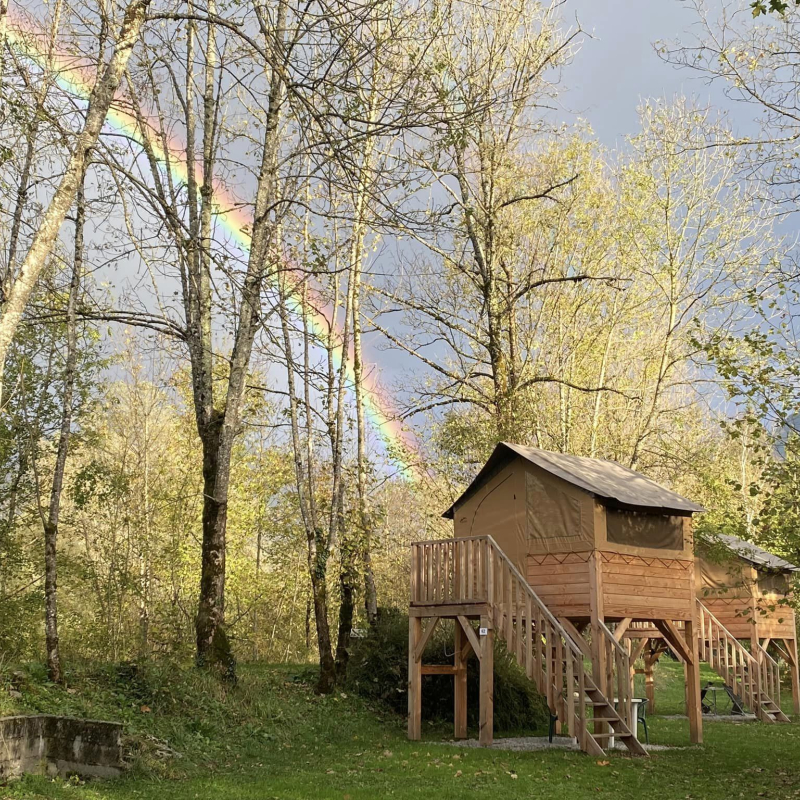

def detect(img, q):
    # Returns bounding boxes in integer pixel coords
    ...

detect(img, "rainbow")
[6,13,419,480]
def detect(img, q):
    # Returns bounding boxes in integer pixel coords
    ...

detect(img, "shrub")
[347,608,548,734]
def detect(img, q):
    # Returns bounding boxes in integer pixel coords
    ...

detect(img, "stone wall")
[0,715,123,780]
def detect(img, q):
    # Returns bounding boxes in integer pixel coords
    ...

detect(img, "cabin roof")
[718,534,800,573]
[443,442,705,519]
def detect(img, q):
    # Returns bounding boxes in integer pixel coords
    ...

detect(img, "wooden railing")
[697,600,763,718]
[410,536,488,606]
[410,536,643,754]
[755,641,781,710]
[600,621,633,730]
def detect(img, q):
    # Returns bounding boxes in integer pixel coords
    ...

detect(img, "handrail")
[485,536,586,661]
[481,535,589,745]
[599,621,633,730]
[754,641,781,709]
[411,535,641,753]
[411,535,489,546]
[697,599,760,717]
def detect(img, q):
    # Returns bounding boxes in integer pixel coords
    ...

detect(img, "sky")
[562,0,734,146]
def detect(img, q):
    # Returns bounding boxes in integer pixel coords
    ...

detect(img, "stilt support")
[478,614,494,746]
[787,637,800,716]
[685,617,703,744]
[408,616,421,740]
[454,620,468,738]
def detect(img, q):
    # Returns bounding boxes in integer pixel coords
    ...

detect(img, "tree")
[0,0,151,387]
[368,0,606,447]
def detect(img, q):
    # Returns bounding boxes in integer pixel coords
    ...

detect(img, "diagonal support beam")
[614,618,633,642]
[772,640,792,665]
[558,617,592,660]
[457,615,482,662]
[414,617,441,662]
[630,637,650,665]
[654,619,693,665]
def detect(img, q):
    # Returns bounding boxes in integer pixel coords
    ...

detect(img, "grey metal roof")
[718,534,799,573]
[443,442,705,518]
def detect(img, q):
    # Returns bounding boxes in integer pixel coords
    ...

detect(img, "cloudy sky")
[563,0,734,146]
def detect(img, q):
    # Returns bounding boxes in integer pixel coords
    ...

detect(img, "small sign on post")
[479,627,488,636]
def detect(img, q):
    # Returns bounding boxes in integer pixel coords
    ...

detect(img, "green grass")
[2,659,800,800]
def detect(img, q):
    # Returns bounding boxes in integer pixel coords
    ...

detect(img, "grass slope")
[2,658,800,800]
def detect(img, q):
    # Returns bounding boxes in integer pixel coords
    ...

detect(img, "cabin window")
[606,509,684,550]
[758,571,792,597]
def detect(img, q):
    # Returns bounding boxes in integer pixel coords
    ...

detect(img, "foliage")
[346,609,549,733]
[751,0,799,15]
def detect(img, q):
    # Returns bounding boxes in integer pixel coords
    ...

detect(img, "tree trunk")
[0,0,151,388]
[194,412,237,677]
[43,175,85,683]
[278,264,336,693]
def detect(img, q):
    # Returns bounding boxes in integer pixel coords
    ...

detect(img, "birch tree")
[0,0,151,388]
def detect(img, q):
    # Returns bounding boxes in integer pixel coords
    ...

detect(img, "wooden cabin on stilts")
[625,534,798,721]
[408,443,793,755]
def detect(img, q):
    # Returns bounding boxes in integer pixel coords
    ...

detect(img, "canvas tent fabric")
[697,536,798,596]
[697,554,752,596]
[443,442,705,519]
[524,464,595,555]
[451,458,596,569]
[451,461,527,570]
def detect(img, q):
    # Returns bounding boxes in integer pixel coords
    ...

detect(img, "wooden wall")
[600,552,695,621]
[527,552,591,618]
[701,596,796,641]
[526,550,696,622]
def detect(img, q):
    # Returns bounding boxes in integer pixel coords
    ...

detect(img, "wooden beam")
[558,617,592,660]
[654,619,693,664]
[685,616,703,744]
[786,637,800,715]
[454,622,467,739]
[409,602,489,617]
[457,615,482,661]
[588,531,607,737]
[422,664,458,675]
[479,615,494,746]
[408,616,422,740]
[630,637,650,665]
[772,640,792,664]
[414,617,441,662]
[614,617,633,642]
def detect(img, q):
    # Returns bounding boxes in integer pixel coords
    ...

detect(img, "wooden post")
[786,637,800,715]
[644,651,656,713]
[589,550,614,733]
[408,616,422,740]
[479,614,494,746]
[454,620,468,739]
[685,616,703,744]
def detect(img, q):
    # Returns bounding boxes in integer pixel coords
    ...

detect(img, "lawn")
[2,658,799,800]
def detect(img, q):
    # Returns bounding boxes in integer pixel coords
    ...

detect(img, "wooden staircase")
[697,600,790,723]
[410,536,647,755]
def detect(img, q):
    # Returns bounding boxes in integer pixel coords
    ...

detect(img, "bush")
[347,608,549,734]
